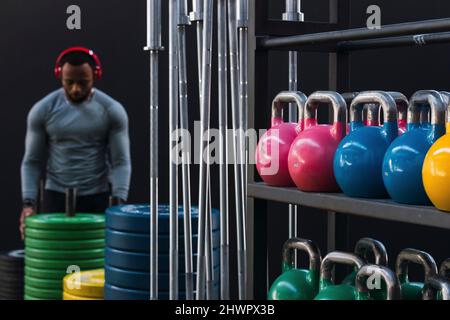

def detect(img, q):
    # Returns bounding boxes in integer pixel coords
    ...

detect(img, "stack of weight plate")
[63,269,104,300]
[104,204,220,300]
[24,213,105,300]
[0,250,25,300]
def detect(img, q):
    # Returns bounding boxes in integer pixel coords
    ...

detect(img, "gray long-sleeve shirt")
[21,88,131,201]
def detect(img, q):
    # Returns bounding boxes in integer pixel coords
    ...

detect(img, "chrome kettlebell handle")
[422,275,450,300]
[395,248,438,283]
[320,251,365,283]
[440,91,450,124]
[271,91,307,125]
[355,264,401,300]
[354,238,388,266]
[408,90,446,125]
[350,91,397,123]
[304,91,347,125]
[388,92,408,121]
[440,258,450,279]
[282,238,322,272]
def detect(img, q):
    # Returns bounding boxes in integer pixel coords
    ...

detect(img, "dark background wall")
[0,0,449,296]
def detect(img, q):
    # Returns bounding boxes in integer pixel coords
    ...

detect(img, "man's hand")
[20,207,36,240]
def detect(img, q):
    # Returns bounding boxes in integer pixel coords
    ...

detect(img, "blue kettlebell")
[334,91,398,198]
[382,90,446,205]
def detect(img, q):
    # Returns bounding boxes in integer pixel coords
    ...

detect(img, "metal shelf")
[248,182,450,230]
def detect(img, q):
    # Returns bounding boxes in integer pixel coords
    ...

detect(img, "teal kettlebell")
[422,275,450,300]
[268,238,321,300]
[396,248,438,300]
[314,251,365,300]
[355,264,401,300]
[342,237,388,285]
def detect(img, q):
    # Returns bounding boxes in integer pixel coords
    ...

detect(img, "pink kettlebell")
[256,91,307,187]
[288,91,347,192]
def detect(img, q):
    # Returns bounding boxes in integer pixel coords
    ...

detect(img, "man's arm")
[21,104,47,202]
[108,103,132,201]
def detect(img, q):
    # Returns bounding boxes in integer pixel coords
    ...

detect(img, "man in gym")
[19,47,132,239]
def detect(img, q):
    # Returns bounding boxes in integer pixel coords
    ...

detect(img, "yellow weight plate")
[63,291,101,300]
[63,269,104,298]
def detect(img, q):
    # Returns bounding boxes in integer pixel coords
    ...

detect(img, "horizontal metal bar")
[247,182,450,230]
[339,31,450,51]
[256,36,337,52]
[262,17,450,49]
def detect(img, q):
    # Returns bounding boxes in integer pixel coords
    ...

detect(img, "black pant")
[42,190,110,214]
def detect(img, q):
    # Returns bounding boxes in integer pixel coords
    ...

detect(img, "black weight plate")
[104,283,219,300]
[0,265,24,276]
[0,250,24,271]
[105,264,220,291]
[106,229,220,253]
[0,280,24,292]
[105,247,220,272]
[0,272,24,285]
[106,204,220,234]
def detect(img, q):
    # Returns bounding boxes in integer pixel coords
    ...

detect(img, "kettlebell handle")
[440,91,450,125]
[350,91,397,123]
[395,248,438,283]
[320,251,365,283]
[354,237,388,266]
[271,91,307,127]
[407,90,446,126]
[355,264,401,300]
[282,238,322,272]
[440,258,450,279]
[422,275,450,300]
[304,91,347,125]
[388,92,408,121]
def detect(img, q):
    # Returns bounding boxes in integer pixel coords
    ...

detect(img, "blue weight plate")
[106,229,220,253]
[106,204,220,234]
[105,247,220,272]
[105,264,220,291]
[104,283,219,300]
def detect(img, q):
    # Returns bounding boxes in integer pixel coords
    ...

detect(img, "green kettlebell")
[314,251,365,300]
[422,275,450,300]
[342,238,388,285]
[355,264,401,300]
[396,248,438,300]
[268,238,321,300]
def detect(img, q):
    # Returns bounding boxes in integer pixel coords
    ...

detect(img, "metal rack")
[246,0,450,299]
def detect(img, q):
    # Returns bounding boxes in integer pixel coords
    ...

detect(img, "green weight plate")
[25,247,104,260]
[25,214,104,231]
[25,228,105,240]
[25,276,62,290]
[25,238,105,250]
[25,256,104,270]
[25,266,70,280]
[25,285,62,300]
[24,295,40,300]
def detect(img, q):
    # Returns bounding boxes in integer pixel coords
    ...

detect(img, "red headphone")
[54,46,102,80]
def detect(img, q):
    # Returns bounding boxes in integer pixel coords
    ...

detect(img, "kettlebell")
[396,248,438,300]
[314,251,365,300]
[441,258,450,280]
[422,275,450,300]
[383,90,446,205]
[333,91,398,198]
[288,91,347,192]
[268,238,321,300]
[342,238,388,286]
[362,92,408,135]
[355,264,401,300]
[422,91,450,211]
[342,92,359,134]
[256,91,307,187]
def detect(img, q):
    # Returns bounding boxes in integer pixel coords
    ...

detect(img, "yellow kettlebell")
[422,91,450,212]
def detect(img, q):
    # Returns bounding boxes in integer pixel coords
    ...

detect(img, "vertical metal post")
[190,0,204,101]
[196,0,214,300]
[283,0,304,267]
[169,0,179,300]
[146,0,162,301]
[65,188,76,217]
[237,0,248,300]
[218,0,230,300]
[177,0,193,300]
